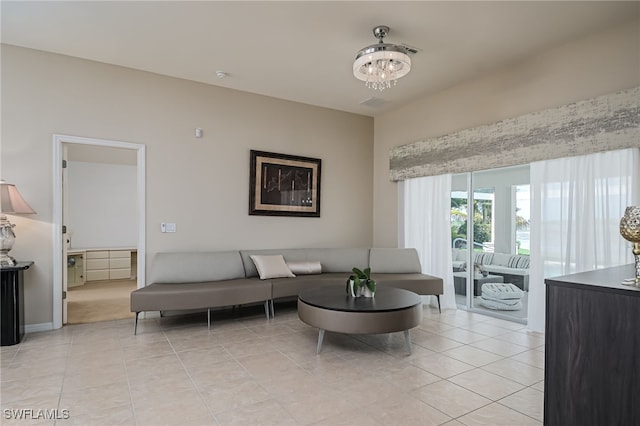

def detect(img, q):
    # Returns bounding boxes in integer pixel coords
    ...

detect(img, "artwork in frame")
[249,150,321,217]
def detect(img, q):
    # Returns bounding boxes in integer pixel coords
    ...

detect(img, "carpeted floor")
[67,279,136,324]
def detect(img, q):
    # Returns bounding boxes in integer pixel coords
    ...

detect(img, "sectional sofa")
[130,247,444,334]
[451,248,530,290]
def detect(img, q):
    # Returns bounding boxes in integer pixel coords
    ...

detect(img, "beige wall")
[1,45,373,327]
[4,18,638,328]
[373,19,640,247]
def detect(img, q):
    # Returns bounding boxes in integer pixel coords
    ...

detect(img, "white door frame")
[52,134,146,329]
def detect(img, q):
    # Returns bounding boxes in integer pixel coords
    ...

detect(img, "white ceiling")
[2,1,638,117]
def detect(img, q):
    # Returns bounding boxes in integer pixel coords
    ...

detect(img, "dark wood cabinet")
[544,264,640,426]
[1,261,33,346]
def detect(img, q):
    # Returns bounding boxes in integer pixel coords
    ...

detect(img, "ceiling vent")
[359,97,390,108]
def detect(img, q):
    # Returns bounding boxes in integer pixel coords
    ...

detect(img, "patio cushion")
[479,296,523,311]
[490,253,512,267]
[474,252,494,265]
[508,255,530,269]
[481,283,524,300]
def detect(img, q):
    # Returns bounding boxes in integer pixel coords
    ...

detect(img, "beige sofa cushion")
[150,251,245,284]
[240,249,308,278]
[369,248,422,273]
[286,260,322,275]
[372,273,443,295]
[131,278,271,312]
[303,248,370,273]
[250,255,295,279]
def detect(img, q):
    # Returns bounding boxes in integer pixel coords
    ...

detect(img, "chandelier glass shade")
[353,25,411,91]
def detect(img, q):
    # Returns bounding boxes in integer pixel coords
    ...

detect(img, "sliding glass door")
[451,166,530,323]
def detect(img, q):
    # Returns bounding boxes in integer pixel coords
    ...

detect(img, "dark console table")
[544,264,639,426]
[1,261,33,346]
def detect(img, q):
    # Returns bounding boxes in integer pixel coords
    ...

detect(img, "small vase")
[347,280,358,297]
[620,206,640,285]
[362,285,375,298]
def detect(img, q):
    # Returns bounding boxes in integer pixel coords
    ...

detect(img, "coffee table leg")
[404,330,413,355]
[316,329,325,354]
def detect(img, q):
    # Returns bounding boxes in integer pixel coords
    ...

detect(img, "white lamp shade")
[0,181,36,214]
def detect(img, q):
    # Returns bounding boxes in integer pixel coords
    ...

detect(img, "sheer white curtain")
[401,174,457,310]
[528,148,640,332]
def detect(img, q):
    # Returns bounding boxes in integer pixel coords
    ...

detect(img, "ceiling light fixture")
[353,25,411,91]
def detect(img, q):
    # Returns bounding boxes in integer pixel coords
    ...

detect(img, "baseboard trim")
[25,322,54,333]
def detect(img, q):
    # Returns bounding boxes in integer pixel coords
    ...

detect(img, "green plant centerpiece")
[346,267,377,297]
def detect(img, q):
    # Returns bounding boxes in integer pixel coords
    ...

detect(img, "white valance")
[389,86,640,181]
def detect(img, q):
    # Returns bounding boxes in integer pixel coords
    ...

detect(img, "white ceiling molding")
[389,86,640,181]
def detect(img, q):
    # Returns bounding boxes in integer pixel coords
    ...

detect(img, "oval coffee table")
[298,285,423,354]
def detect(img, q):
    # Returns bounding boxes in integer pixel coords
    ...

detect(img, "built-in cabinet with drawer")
[85,249,132,281]
[67,253,85,287]
[108,250,132,279]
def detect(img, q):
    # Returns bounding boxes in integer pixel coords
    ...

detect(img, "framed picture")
[249,150,321,217]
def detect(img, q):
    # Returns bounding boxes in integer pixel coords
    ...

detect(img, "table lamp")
[619,205,640,286]
[0,180,36,266]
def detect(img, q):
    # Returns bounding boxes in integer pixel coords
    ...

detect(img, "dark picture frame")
[249,150,321,217]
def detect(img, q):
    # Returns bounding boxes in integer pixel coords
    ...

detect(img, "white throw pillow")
[250,255,295,279]
[286,260,322,275]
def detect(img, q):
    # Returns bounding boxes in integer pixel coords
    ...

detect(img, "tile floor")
[0,303,545,425]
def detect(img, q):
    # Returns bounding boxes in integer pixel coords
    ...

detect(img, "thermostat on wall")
[160,223,177,233]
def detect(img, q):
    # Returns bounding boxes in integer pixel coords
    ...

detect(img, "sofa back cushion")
[150,251,246,284]
[369,248,422,273]
[303,248,370,273]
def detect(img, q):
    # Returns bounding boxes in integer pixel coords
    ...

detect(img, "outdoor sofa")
[451,248,530,290]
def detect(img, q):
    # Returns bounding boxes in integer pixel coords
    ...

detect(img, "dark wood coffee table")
[298,285,423,354]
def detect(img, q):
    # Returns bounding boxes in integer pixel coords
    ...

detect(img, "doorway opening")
[53,135,146,329]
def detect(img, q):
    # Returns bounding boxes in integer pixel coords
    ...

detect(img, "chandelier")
[353,25,411,91]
